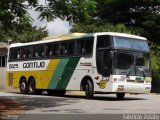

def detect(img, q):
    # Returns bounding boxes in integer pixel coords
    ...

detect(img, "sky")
[28,0,71,36]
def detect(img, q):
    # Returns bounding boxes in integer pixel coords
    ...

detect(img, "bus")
[6,32,151,99]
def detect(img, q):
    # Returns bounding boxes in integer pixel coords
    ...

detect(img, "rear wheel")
[28,79,36,95]
[85,80,94,99]
[19,78,28,94]
[116,93,125,100]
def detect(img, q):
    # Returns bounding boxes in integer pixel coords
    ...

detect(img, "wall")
[0,67,6,89]
[0,43,8,89]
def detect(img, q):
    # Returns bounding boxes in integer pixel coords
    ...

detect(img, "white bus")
[6,32,151,99]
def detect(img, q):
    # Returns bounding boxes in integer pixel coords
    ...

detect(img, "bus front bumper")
[111,82,151,94]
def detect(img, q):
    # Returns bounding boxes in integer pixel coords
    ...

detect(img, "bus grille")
[8,73,13,86]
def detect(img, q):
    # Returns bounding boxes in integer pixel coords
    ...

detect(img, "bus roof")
[9,32,147,48]
[43,33,94,40]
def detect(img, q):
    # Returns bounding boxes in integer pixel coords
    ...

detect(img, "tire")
[19,78,28,94]
[85,80,94,99]
[116,93,125,100]
[28,79,36,95]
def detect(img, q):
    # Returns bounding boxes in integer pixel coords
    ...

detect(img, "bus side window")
[17,51,20,59]
[45,44,52,57]
[20,48,26,59]
[77,38,93,55]
[85,38,93,54]
[33,46,39,58]
[77,40,85,54]
[39,45,45,57]
[52,43,59,56]
[25,46,33,58]
[97,35,110,48]
[68,42,75,55]
[60,42,67,55]
[10,48,18,60]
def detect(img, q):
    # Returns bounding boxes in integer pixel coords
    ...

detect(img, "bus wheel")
[28,79,36,95]
[85,80,94,99]
[20,79,28,94]
[116,93,125,100]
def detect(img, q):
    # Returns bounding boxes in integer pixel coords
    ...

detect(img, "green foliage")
[36,0,97,23]
[0,0,48,42]
[6,26,48,43]
[71,22,142,35]
[92,0,160,42]
[149,41,160,92]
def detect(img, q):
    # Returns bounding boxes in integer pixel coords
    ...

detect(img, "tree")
[0,0,47,42]
[0,0,97,42]
[90,0,160,42]
[0,0,38,31]
[36,0,97,23]
[71,22,142,35]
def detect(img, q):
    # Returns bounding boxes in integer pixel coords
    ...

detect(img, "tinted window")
[77,40,85,54]
[68,42,75,55]
[60,42,67,55]
[33,45,39,58]
[39,45,45,57]
[9,48,18,60]
[52,43,59,56]
[77,38,93,54]
[45,44,52,57]
[85,39,93,54]
[97,35,111,48]
[96,50,112,76]
[27,46,33,58]
[60,41,76,56]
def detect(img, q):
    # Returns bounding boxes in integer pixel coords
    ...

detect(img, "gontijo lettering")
[23,62,45,68]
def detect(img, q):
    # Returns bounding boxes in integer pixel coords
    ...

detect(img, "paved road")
[0,92,160,120]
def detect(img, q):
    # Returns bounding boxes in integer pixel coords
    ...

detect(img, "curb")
[0,88,19,93]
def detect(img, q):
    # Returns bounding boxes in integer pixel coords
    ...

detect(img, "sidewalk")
[0,87,19,93]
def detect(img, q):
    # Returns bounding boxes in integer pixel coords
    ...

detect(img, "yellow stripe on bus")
[7,59,60,89]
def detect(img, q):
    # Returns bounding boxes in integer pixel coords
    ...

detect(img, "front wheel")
[116,93,125,100]
[85,80,94,99]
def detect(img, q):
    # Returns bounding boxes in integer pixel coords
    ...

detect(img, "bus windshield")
[114,51,150,77]
[113,36,150,52]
